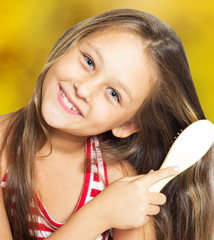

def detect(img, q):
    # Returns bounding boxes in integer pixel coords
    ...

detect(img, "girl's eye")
[84,55,94,70]
[107,88,120,102]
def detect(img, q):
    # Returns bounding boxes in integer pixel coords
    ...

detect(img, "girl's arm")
[46,167,176,240]
[0,186,106,240]
[0,166,176,240]
[0,188,13,240]
[46,195,109,239]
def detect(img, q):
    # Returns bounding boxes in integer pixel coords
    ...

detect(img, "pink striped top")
[1,136,109,239]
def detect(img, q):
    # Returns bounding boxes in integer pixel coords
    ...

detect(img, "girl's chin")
[41,108,61,128]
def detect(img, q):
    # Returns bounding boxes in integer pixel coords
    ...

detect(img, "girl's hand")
[95,166,179,230]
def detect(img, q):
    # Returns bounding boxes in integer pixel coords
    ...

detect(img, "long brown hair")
[1,9,213,239]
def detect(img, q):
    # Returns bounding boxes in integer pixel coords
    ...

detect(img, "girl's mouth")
[58,85,81,115]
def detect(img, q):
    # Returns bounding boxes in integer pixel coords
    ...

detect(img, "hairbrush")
[149,119,214,192]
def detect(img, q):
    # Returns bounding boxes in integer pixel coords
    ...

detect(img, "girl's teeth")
[64,97,69,104]
[67,102,73,109]
[60,89,80,113]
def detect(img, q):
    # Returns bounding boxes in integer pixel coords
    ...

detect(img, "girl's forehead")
[77,28,147,64]
[79,27,143,46]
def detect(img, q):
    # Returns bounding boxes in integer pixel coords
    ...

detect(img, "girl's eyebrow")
[116,81,132,100]
[85,42,104,64]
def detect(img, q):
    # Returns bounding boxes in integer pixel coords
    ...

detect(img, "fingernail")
[173,166,180,173]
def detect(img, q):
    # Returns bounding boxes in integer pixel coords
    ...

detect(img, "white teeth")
[60,89,80,113]
[67,102,73,109]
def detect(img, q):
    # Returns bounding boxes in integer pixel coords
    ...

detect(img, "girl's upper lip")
[59,84,83,116]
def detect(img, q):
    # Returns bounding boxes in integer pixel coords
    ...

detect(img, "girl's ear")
[111,121,138,138]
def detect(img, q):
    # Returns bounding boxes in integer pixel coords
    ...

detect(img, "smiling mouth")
[59,86,81,114]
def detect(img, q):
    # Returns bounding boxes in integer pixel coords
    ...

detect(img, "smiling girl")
[0,8,213,240]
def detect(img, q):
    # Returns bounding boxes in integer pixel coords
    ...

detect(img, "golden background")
[0,0,213,122]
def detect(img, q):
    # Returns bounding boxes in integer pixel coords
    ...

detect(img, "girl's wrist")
[84,195,111,232]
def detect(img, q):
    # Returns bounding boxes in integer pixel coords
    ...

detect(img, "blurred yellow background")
[0,0,213,122]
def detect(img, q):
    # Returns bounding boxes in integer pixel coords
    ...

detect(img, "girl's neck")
[38,127,88,159]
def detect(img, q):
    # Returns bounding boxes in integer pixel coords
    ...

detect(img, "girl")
[0,8,213,240]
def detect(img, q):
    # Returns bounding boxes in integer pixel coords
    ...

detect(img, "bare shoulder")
[107,159,137,184]
[0,113,13,181]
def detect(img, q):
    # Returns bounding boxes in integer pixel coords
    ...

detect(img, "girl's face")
[41,29,153,138]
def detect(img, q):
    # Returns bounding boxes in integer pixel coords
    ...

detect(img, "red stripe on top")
[103,160,109,187]
[2,172,7,182]
[28,221,54,232]
[74,138,91,213]
[90,188,101,198]
[93,173,100,182]
[98,139,109,187]
[35,194,63,229]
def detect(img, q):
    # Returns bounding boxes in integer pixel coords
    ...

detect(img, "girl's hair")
[1,9,213,239]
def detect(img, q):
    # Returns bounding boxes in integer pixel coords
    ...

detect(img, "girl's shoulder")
[0,113,13,181]
[106,159,137,184]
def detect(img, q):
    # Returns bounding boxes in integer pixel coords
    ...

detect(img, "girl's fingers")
[118,167,179,190]
[148,192,167,205]
[136,166,179,187]
[147,205,161,216]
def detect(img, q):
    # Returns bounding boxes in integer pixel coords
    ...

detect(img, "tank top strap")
[75,136,109,212]
[88,136,108,187]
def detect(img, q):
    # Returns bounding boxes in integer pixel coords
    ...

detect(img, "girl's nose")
[73,79,93,103]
